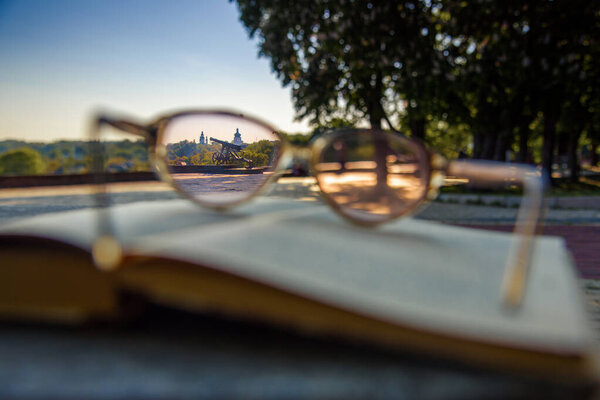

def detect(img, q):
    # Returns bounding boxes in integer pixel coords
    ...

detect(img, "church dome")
[233,128,243,145]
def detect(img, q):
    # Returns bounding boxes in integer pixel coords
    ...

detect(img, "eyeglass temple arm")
[89,115,154,271]
[97,116,155,141]
[446,160,546,310]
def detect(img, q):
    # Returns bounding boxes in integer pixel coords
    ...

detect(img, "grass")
[550,178,600,196]
[440,176,600,197]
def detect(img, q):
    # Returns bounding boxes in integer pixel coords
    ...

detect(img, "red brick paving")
[458,225,600,279]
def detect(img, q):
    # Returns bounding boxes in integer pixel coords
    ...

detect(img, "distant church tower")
[199,131,205,145]
[233,128,243,146]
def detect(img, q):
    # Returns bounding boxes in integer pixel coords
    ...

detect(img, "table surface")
[0,303,591,400]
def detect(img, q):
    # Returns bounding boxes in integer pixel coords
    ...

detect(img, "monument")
[233,128,243,146]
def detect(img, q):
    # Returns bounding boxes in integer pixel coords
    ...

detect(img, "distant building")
[233,128,243,146]
[199,131,206,145]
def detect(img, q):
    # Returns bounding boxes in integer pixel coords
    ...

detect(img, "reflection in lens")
[161,113,281,206]
[316,130,429,223]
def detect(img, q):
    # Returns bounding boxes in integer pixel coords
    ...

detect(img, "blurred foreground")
[0,177,598,399]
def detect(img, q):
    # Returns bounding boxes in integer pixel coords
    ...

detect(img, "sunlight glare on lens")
[316,131,429,222]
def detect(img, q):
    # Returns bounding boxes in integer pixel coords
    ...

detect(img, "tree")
[235,0,454,188]
[441,1,539,161]
[0,147,45,175]
[441,0,598,179]
[576,16,600,169]
[526,0,597,178]
[234,0,598,180]
[243,150,269,166]
[235,0,447,134]
[244,139,275,164]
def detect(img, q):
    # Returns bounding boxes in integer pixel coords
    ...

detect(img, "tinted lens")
[315,130,429,223]
[160,113,281,206]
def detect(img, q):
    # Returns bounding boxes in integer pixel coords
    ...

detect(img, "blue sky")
[0,0,308,141]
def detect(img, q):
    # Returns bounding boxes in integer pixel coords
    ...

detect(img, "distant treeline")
[0,138,279,175]
[0,139,149,176]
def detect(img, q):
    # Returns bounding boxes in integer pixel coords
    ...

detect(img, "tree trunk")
[542,110,557,183]
[482,131,498,160]
[369,106,382,129]
[567,131,581,183]
[409,118,426,141]
[473,132,484,159]
[493,130,512,162]
[514,112,533,164]
[556,130,568,170]
[366,74,388,189]
[516,122,530,163]
[591,137,598,166]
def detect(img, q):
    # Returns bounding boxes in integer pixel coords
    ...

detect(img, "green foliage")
[425,119,472,159]
[166,140,197,160]
[309,116,359,139]
[234,0,448,129]
[243,150,269,166]
[280,132,311,146]
[0,147,45,175]
[440,0,598,168]
[101,140,149,172]
[234,0,599,183]
[0,139,151,175]
[244,140,275,165]
[165,142,222,165]
[441,176,600,197]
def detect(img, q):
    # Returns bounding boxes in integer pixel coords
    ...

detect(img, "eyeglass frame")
[89,108,546,310]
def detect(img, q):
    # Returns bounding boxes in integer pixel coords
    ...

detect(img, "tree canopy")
[0,147,45,175]
[236,0,451,133]
[234,0,599,180]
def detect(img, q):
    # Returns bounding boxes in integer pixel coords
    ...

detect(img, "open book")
[0,197,597,384]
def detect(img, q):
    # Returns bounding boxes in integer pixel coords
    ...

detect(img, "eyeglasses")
[90,109,545,309]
